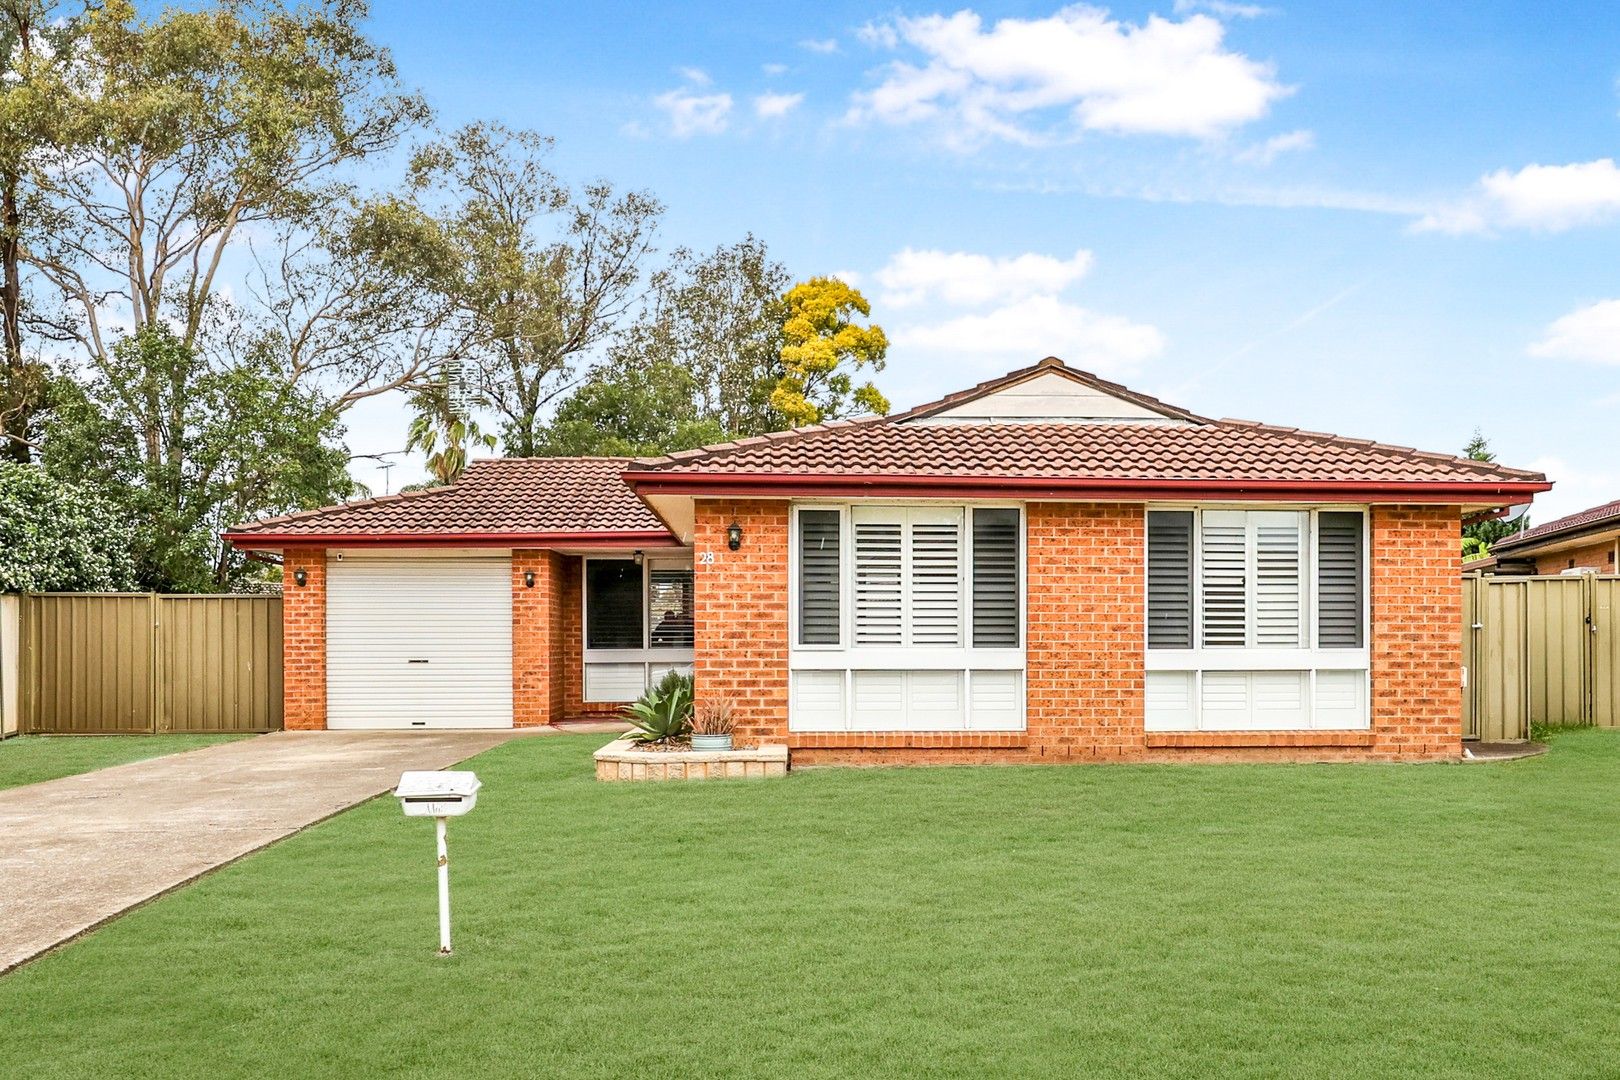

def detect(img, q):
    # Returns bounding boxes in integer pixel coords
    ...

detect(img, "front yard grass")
[0,733,249,790]
[2,730,1618,1078]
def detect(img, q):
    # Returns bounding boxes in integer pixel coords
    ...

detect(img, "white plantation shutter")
[909,510,963,647]
[1201,512,1248,647]
[853,511,904,646]
[1253,512,1304,647]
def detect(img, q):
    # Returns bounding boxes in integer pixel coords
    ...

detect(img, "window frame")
[1143,504,1371,732]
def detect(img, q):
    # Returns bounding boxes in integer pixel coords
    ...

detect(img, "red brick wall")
[512,550,566,727]
[281,548,327,730]
[1534,538,1617,576]
[1369,505,1463,759]
[1024,503,1147,760]
[692,499,790,742]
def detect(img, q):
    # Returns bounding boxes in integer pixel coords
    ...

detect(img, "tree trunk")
[1,171,29,464]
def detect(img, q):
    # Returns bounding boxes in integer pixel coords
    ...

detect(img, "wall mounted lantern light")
[293,568,308,587]
[726,521,743,551]
[523,570,536,588]
[633,550,644,567]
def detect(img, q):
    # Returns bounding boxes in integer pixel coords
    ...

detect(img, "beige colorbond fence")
[18,593,283,734]
[1463,574,1620,741]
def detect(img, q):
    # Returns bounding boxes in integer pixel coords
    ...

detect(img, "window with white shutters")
[791,504,1023,732]
[1145,507,1368,732]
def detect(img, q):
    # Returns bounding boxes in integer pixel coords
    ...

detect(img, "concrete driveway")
[0,728,610,974]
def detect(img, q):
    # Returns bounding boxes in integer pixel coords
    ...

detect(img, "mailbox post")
[393,770,481,955]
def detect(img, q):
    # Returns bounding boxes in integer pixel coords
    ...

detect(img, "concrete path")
[0,728,605,974]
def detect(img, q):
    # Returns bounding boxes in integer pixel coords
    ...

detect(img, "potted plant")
[690,699,736,752]
[622,671,693,745]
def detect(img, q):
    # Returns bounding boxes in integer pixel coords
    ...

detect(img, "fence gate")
[19,593,283,735]
[1464,574,1618,740]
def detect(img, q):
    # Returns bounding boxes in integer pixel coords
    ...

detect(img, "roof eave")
[623,472,1552,504]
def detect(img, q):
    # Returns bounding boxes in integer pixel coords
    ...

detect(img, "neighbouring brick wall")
[1534,539,1617,576]
[1370,506,1463,758]
[1024,503,1147,760]
[512,550,567,727]
[282,548,327,730]
[692,498,789,743]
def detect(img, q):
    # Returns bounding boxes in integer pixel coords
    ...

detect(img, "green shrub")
[622,670,693,743]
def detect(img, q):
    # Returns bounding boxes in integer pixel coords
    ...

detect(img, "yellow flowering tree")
[772,277,889,426]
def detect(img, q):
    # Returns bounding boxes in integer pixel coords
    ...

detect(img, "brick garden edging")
[593,739,789,781]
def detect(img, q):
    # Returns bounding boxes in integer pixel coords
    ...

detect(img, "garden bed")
[593,738,788,781]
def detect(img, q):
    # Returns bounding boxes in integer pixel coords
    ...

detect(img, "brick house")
[1482,499,1620,576]
[226,357,1549,763]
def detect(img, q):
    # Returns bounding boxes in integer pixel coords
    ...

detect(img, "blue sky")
[341,1,1620,521]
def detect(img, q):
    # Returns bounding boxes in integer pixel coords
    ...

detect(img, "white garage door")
[326,556,513,729]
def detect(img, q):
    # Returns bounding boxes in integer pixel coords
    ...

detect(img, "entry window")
[586,560,644,649]
[648,568,695,648]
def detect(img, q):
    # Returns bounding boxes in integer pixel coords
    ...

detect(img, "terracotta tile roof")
[1493,498,1620,551]
[626,419,1546,486]
[227,458,670,540]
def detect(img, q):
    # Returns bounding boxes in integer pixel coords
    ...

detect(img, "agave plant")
[622,670,694,743]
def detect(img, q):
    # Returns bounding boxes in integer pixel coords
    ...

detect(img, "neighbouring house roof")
[224,458,674,549]
[1492,498,1620,554]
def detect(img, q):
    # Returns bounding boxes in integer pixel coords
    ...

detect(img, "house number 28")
[698,551,716,564]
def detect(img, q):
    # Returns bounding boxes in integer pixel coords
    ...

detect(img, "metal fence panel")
[21,593,282,734]
[1466,574,1620,738]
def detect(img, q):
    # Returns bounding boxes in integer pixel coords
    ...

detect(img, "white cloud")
[1529,298,1620,365]
[1415,159,1620,234]
[894,295,1164,371]
[653,88,733,137]
[1234,127,1314,165]
[800,37,839,54]
[754,91,805,119]
[871,244,1161,374]
[762,62,788,76]
[856,21,900,48]
[1173,0,1272,18]
[874,247,1095,308]
[676,66,712,86]
[846,7,1289,147]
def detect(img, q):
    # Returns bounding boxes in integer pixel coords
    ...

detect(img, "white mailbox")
[393,771,481,817]
[393,770,481,955]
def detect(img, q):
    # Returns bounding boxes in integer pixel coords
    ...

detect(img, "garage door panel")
[326,557,513,729]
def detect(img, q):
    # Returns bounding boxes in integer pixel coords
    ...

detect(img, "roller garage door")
[326,556,513,729]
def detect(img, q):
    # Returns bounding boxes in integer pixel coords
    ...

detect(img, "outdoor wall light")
[523,570,535,589]
[293,568,308,587]
[633,550,644,567]
[726,521,743,551]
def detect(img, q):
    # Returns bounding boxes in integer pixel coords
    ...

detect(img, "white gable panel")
[910,371,1190,424]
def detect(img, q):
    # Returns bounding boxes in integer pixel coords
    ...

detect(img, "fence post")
[149,592,162,734]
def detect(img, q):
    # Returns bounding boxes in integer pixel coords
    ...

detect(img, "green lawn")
[0,733,249,790]
[2,732,1618,1078]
